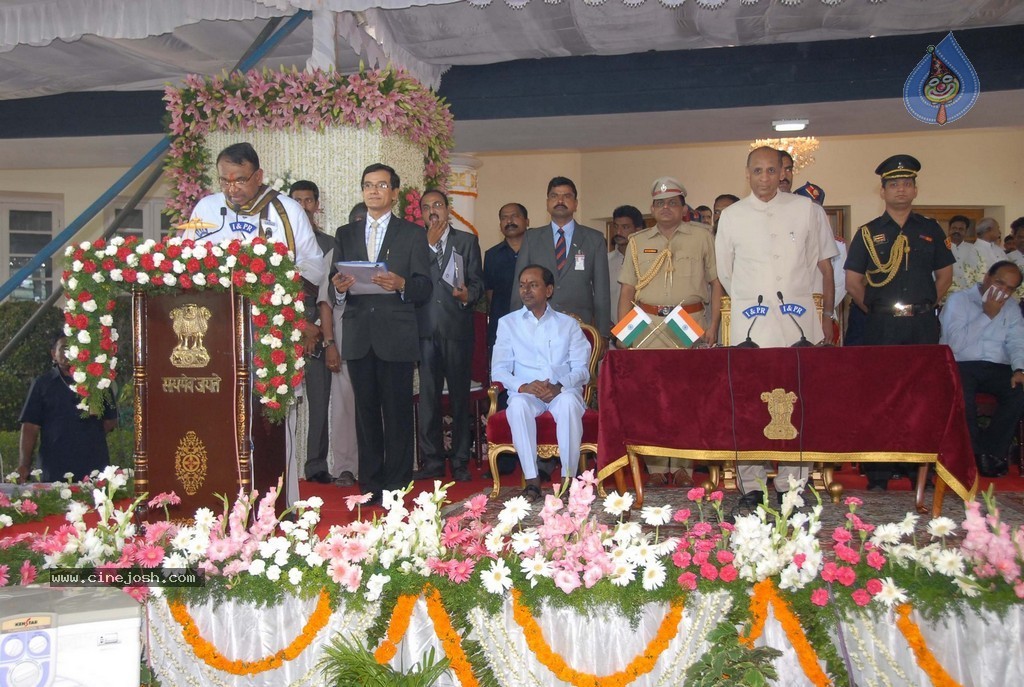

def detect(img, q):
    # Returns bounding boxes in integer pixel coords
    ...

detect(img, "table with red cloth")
[596,345,977,514]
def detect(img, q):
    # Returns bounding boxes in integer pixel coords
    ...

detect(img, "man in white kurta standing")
[186,142,325,506]
[715,146,837,509]
[492,265,591,503]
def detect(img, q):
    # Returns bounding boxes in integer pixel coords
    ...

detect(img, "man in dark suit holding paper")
[511,177,611,337]
[331,163,432,502]
[412,189,484,482]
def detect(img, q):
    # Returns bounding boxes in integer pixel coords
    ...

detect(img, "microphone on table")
[734,294,762,348]
[778,291,814,347]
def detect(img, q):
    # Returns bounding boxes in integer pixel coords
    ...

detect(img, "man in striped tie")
[511,177,611,339]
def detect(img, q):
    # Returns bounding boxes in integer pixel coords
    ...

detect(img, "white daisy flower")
[521,556,553,587]
[926,516,957,538]
[482,559,513,595]
[873,577,908,608]
[603,491,634,516]
[641,561,667,591]
[640,505,672,527]
[610,561,637,587]
[498,496,532,526]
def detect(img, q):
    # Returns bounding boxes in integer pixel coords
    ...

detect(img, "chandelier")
[749,137,820,173]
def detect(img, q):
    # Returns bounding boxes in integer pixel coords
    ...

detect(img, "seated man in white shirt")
[939,260,1024,478]
[491,265,592,503]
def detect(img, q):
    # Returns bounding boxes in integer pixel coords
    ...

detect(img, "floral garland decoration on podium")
[61,234,305,422]
[163,67,454,222]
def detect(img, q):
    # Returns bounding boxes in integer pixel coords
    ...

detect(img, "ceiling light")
[772,119,808,133]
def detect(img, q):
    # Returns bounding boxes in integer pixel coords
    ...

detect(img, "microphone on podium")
[734,294,763,348]
[777,291,814,347]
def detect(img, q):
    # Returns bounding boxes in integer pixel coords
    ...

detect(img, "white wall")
[470,127,1024,250]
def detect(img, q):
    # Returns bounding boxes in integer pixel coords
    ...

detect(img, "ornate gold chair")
[485,319,605,499]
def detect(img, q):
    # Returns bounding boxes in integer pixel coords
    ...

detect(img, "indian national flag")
[665,305,704,347]
[611,306,652,346]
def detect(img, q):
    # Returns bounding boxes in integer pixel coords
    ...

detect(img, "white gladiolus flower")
[365,573,391,601]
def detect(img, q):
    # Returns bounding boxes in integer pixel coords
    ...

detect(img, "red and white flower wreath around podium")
[60,234,305,422]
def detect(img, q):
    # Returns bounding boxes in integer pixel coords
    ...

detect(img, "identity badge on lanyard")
[574,251,585,270]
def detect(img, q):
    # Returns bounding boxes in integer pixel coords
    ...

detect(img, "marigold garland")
[741,579,832,687]
[168,589,331,675]
[510,588,684,687]
[426,586,479,687]
[374,592,419,664]
[896,604,963,687]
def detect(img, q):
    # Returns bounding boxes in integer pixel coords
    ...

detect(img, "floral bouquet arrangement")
[398,186,424,226]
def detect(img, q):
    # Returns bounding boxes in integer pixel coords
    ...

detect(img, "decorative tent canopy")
[1,0,1021,97]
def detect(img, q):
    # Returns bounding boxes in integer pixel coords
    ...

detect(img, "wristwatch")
[322,338,335,349]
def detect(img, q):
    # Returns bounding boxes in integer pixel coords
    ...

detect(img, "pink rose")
[719,564,738,582]
[866,578,883,595]
[836,566,857,587]
[810,588,830,606]
[851,588,871,606]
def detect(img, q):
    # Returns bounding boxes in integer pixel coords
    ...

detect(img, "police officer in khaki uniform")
[618,176,722,349]
[617,176,723,486]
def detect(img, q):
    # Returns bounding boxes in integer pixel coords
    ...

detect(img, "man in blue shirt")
[18,334,118,482]
[484,203,527,349]
[939,260,1024,478]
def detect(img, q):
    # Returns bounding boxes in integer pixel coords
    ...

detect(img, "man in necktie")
[330,164,432,505]
[511,177,611,338]
[411,189,484,482]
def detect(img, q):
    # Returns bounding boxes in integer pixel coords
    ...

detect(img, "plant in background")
[319,635,450,687]
[684,622,781,687]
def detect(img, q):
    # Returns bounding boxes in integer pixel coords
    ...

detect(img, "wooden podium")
[132,289,286,520]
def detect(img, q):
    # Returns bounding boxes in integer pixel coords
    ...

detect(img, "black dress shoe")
[866,480,888,492]
[412,466,446,480]
[307,471,333,484]
[737,490,765,509]
[978,454,1009,478]
[334,471,356,487]
[452,466,472,482]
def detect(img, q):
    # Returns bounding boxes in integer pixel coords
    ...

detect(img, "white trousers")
[505,391,586,480]
[736,462,810,495]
